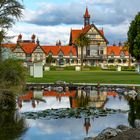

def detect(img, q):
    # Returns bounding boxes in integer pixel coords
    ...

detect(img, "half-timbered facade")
[2,34,77,66]
[107,46,135,66]
[2,7,134,67]
[69,7,108,66]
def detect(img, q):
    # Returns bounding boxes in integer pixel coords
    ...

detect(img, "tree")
[75,33,90,70]
[0,0,24,61]
[0,59,26,93]
[123,41,131,67]
[128,12,140,61]
[0,109,27,140]
[46,54,54,66]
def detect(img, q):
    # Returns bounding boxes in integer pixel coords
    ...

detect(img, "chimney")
[31,34,36,43]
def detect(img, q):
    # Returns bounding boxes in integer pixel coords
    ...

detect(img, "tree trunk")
[128,54,131,67]
[81,46,84,71]
[0,42,2,62]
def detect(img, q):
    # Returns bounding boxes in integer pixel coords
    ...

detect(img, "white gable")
[13,45,24,53]
[58,50,64,56]
[87,26,105,42]
[33,45,44,53]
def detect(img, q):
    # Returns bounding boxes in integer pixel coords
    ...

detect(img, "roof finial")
[36,37,40,45]
[113,41,116,46]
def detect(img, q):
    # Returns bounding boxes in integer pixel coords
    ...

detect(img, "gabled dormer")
[58,50,64,58]
[120,51,125,59]
[111,51,115,58]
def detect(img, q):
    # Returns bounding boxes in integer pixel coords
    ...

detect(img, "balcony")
[84,55,107,60]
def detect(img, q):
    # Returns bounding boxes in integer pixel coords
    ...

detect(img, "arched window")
[111,52,115,58]
[120,51,125,59]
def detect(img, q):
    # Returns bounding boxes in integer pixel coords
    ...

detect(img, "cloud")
[7,0,140,45]
[8,23,81,45]
[23,2,84,26]
[22,0,140,26]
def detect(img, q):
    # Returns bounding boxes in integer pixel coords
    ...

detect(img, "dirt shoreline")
[108,128,140,140]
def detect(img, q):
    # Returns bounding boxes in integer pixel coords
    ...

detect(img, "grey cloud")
[20,0,140,45]
[24,2,84,26]
[24,0,140,26]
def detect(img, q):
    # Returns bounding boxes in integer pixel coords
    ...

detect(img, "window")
[100,50,103,55]
[111,52,114,58]
[26,54,31,57]
[69,52,73,59]
[120,51,125,59]
[87,50,90,56]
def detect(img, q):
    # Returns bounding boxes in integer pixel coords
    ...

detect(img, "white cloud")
[8,23,82,45]
[7,0,140,45]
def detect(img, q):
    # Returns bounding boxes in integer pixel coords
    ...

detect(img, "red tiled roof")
[82,25,91,34]
[41,45,77,56]
[43,90,76,97]
[84,7,90,18]
[107,91,118,97]
[71,25,107,44]
[19,42,37,54]
[99,29,104,36]
[19,91,33,101]
[107,46,129,56]
[71,29,82,44]
[61,46,77,56]
[2,43,16,50]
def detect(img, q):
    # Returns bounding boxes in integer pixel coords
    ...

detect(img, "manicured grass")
[27,71,140,84]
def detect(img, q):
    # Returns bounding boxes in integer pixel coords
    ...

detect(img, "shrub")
[121,66,135,71]
[64,66,75,71]
[0,59,26,87]
[108,65,116,71]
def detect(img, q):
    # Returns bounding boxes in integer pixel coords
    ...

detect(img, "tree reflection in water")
[76,90,90,107]
[0,90,27,140]
[128,96,140,127]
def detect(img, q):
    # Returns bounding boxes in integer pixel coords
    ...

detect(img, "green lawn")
[27,71,140,84]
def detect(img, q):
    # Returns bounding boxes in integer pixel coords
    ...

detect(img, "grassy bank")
[27,71,140,84]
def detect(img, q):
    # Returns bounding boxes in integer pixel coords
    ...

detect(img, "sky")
[8,0,140,45]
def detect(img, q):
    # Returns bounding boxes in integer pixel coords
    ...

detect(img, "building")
[107,45,135,66]
[2,7,134,67]
[2,34,77,66]
[69,7,108,66]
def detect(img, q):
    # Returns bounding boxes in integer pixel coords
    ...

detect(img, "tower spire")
[83,7,90,27]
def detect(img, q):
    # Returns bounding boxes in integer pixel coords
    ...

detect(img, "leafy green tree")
[0,59,26,92]
[0,89,16,110]
[0,110,27,140]
[46,54,54,65]
[0,0,24,61]
[128,12,140,61]
[123,41,131,67]
[75,33,90,70]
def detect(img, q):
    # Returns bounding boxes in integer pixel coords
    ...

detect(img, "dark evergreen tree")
[128,12,140,61]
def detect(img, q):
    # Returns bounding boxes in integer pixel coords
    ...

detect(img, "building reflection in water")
[84,117,91,135]
[17,88,120,112]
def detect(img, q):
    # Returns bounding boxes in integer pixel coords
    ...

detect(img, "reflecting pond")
[2,86,140,140]
[17,89,129,112]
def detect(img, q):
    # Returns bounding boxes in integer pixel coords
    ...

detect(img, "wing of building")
[69,7,109,66]
[2,7,134,67]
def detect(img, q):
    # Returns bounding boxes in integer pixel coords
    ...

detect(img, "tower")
[84,7,90,27]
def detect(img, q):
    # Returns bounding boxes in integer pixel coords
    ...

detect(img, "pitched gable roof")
[70,24,108,45]
[107,46,129,56]
[18,42,37,54]
[2,43,16,50]
[41,45,77,56]
[70,29,82,44]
